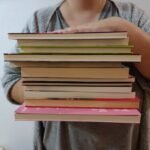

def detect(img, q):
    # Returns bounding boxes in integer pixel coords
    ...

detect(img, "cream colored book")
[4,53,141,62]
[19,46,132,54]
[17,39,129,47]
[9,32,128,40]
[24,91,136,99]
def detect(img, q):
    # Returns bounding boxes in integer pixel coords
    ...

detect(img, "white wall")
[0,1,60,150]
[0,0,149,150]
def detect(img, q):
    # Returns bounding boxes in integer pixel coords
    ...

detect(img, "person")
[2,0,150,149]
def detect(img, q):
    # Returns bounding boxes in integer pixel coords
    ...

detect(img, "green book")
[18,45,133,54]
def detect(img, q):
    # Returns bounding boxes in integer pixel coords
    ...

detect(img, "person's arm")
[101,17,150,80]
[54,17,150,79]
[114,17,150,80]
[2,11,39,104]
[10,79,24,104]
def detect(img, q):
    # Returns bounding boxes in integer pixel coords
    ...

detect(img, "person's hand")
[52,17,128,33]
[51,16,150,79]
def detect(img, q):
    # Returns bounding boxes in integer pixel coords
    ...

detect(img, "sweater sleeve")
[1,11,39,104]
[115,1,150,33]
[1,4,57,104]
[130,3,150,33]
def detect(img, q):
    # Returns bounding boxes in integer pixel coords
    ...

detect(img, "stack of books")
[4,31,141,123]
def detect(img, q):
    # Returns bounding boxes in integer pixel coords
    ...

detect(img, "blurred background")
[0,0,149,149]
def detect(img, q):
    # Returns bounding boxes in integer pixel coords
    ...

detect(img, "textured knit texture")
[2,0,150,150]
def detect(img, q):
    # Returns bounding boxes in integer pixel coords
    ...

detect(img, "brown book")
[10,61,123,68]
[24,97,139,109]
[21,67,129,79]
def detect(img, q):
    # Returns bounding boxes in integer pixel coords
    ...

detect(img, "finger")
[62,26,91,33]
[50,30,65,33]
[60,27,79,33]
[49,28,77,34]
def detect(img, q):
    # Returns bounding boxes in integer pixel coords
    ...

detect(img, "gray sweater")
[2,0,150,150]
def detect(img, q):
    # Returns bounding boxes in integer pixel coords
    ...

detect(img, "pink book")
[16,105,140,115]
[15,105,141,123]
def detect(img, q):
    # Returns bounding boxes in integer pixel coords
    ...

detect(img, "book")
[22,76,135,83]
[15,105,141,123]
[4,53,141,62]
[24,85,132,93]
[9,61,124,68]
[9,32,128,40]
[22,82,133,86]
[24,97,139,109]
[18,45,132,54]
[7,31,141,124]
[24,91,135,99]
[17,39,129,47]
[21,67,129,79]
